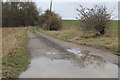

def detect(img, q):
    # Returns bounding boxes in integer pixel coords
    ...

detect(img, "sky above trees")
[2,0,119,20]
[35,1,118,20]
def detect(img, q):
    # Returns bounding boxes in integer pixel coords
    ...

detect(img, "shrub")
[77,5,112,37]
[39,10,62,31]
[49,15,62,30]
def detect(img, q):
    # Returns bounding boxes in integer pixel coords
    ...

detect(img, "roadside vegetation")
[39,10,62,31]
[2,2,39,27]
[76,5,112,37]
[2,27,29,78]
[38,0,62,31]
[40,20,118,54]
[29,26,36,33]
[39,5,119,55]
[0,28,2,79]
[2,1,40,78]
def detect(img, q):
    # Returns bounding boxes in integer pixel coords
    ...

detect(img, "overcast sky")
[3,0,119,20]
[33,0,119,20]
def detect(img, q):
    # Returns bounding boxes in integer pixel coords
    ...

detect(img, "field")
[2,27,29,78]
[40,20,119,53]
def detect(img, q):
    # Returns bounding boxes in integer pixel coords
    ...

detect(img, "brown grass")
[40,28,118,52]
[2,27,28,56]
[40,20,119,53]
[0,28,1,79]
[0,27,2,79]
[2,27,30,78]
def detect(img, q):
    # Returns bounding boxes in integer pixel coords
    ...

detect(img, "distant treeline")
[2,2,39,27]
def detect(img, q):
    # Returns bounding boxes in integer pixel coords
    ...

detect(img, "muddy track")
[19,29,118,78]
[35,29,118,64]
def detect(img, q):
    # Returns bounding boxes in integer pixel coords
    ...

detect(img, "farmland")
[40,20,119,53]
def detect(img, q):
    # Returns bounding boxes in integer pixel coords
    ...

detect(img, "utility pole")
[50,0,52,13]
[48,0,52,30]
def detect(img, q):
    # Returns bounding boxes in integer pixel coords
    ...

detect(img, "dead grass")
[2,27,28,56]
[2,27,30,78]
[2,27,24,38]
[40,20,119,53]
[0,28,1,57]
[40,28,118,52]
[0,28,1,79]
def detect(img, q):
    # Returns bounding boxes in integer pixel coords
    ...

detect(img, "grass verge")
[2,27,30,78]
[29,26,38,33]
[39,20,119,54]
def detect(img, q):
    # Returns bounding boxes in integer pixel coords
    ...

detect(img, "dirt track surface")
[19,29,118,78]
[30,29,118,64]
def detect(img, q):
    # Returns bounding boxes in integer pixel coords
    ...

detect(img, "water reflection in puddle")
[67,48,83,57]
[46,51,56,55]
[67,48,82,54]
[19,57,118,78]
[67,48,110,68]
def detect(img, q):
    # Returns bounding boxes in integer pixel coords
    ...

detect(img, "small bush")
[49,16,62,30]
[39,10,62,31]
[77,5,112,37]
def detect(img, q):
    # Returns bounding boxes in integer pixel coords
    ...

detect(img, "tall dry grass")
[2,27,30,78]
[41,28,118,53]
[0,28,2,79]
[0,28,2,58]
[2,27,28,56]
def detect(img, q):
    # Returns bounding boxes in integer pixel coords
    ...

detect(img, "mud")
[19,29,118,78]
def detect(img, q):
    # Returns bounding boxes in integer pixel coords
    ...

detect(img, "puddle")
[67,48,108,66]
[19,57,118,78]
[22,31,118,78]
[46,51,56,55]
[67,48,82,54]
[67,48,84,57]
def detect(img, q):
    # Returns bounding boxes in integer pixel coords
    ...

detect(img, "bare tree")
[77,5,113,36]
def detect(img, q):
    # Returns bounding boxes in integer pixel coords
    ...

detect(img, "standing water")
[20,31,118,78]
[19,53,118,78]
